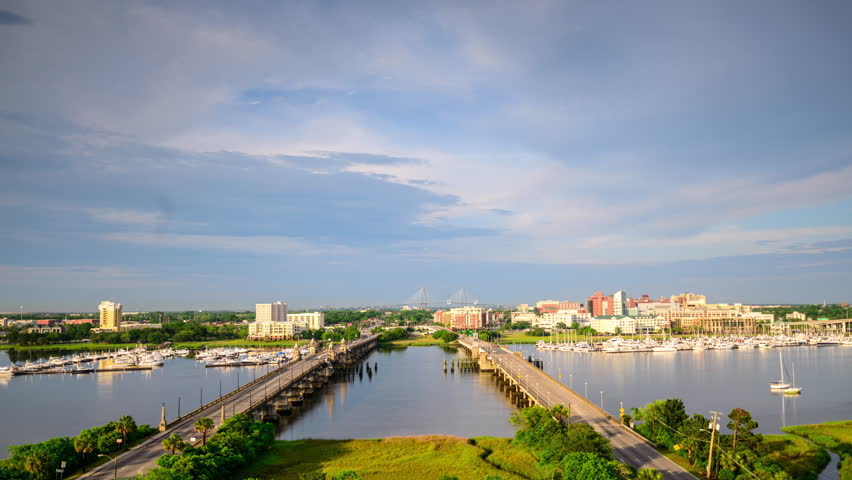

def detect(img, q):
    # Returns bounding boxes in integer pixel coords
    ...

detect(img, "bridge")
[457,336,697,480]
[80,335,378,480]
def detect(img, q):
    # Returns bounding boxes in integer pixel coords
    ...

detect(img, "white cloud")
[83,208,166,226]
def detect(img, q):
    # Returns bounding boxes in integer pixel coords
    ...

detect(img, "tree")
[333,471,361,480]
[74,431,98,464]
[194,417,215,446]
[556,322,568,330]
[636,469,663,480]
[161,433,187,455]
[23,450,50,480]
[727,408,758,451]
[560,452,618,480]
[115,415,137,447]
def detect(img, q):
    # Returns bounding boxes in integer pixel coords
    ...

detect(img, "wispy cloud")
[83,208,167,227]
[0,10,32,26]
[104,232,359,257]
[0,265,178,289]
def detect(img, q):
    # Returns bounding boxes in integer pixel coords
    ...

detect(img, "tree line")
[0,415,155,480]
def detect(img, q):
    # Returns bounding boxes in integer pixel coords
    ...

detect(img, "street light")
[97,453,118,480]
[600,391,604,410]
[584,382,588,399]
[178,396,181,418]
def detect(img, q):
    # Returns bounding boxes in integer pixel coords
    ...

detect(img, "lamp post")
[584,382,588,399]
[200,388,203,408]
[600,391,604,410]
[97,453,118,480]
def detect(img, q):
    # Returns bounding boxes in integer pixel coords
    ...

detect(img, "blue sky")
[1,1,852,311]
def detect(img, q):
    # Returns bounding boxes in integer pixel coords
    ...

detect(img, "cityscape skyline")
[2,2,852,311]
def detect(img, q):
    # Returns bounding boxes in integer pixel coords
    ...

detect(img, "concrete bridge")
[458,335,697,480]
[80,335,378,480]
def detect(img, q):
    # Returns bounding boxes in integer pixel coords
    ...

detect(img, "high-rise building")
[613,291,627,316]
[255,302,288,323]
[98,301,122,331]
[586,292,613,317]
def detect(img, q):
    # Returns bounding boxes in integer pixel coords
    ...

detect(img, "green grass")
[764,434,831,480]
[235,436,547,480]
[782,420,852,461]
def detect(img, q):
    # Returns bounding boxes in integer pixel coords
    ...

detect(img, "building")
[248,321,300,340]
[64,318,96,325]
[27,326,63,334]
[671,292,707,307]
[536,310,592,330]
[98,301,123,331]
[445,307,488,330]
[256,302,288,323]
[120,322,163,331]
[535,300,560,314]
[586,292,613,317]
[288,312,325,330]
[248,301,296,340]
[612,291,627,316]
[785,312,808,321]
[559,301,583,311]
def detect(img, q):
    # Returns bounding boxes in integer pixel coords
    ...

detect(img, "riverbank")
[764,434,831,480]
[782,420,852,479]
[235,436,541,480]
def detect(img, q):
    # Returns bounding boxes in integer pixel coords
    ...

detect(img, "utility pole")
[707,411,720,479]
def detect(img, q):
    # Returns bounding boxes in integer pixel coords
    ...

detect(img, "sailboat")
[784,362,802,395]
[770,350,790,390]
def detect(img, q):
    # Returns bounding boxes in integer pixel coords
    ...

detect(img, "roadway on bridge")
[80,336,375,480]
[465,337,697,480]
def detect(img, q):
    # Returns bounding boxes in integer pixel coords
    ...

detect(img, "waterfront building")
[536,310,592,330]
[786,311,808,321]
[249,320,300,339]
[511,311,537,324]
[98,301,122,331]
[248,301,298,339]
[586,292,613,317]
[288,312,325,330]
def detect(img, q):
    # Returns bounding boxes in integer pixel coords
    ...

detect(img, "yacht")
[770,350,790,390]
[0,366,18,377]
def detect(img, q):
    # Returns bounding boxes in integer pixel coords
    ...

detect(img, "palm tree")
[161,433,188,455]
[24,450,50,480]
[636,469,663,480]
[550,404,570,425]
[115,415,137,447]
[194,417,215,446]
[74,431,98,464]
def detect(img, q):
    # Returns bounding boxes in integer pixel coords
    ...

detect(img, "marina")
[533,333,852,353]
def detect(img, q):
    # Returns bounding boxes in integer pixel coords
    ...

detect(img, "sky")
[1,1,852,311]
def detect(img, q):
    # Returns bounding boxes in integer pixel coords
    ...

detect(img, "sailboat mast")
[779,350,785,383]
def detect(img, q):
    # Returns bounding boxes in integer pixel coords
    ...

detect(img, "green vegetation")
[233,436,531,480]
[0,416,156,480]
[142,414,274,479]
[753,304,852,322]
[781,420,852,480]
[432,330,459,343]
[764,435,831,480]
[630,399,829,480]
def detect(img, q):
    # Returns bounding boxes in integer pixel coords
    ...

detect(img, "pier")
[457,335,697,480]
[78,335,378,480]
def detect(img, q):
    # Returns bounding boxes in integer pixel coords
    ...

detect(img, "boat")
[0,366,18,377]
[784,363,801,395]
[770,350,790,390]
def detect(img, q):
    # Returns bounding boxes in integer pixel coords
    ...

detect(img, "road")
[466,337,697,480]
[80,336,375,479]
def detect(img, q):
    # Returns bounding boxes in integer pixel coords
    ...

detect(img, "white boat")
[770,350,790,390]
[652,345,677,353]
[0,366,18,377]
[784,363,801,395]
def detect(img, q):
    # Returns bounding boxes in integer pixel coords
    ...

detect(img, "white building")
[249,301,296,339]
[590,315,667,335]
[612,291,627,316]
[256,302,288,323]
[288,312,325,330]
[536,310,592,330]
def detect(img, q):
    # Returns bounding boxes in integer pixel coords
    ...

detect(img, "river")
[1,344,850,462]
